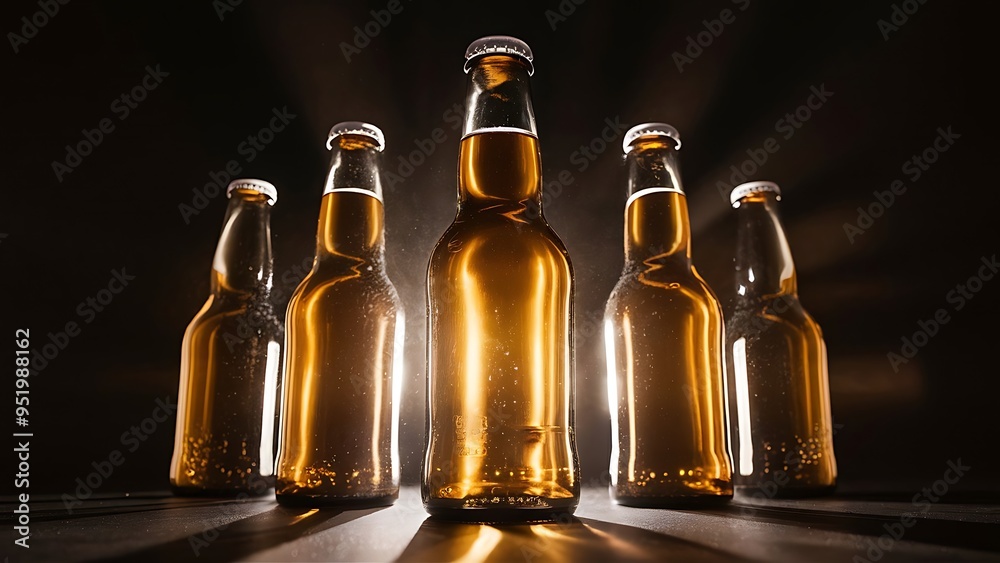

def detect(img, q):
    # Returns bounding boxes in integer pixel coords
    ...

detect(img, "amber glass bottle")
[423,36,580,522]
[170,179,282,496]
[276,122,404,507]
[727,181,837,498]
[604,124,733,507]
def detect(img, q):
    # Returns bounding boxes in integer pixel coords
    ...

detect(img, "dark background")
[4,1,997,498]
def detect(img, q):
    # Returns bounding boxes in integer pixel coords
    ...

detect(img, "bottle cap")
[464,35,534,75]
[730,181,782,208]
[622,122,682,153]
[226,178,277,206]
[326,121,385,152]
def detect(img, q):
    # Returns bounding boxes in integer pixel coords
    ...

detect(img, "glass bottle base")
[423,498,578,524]
[275,491,398,509]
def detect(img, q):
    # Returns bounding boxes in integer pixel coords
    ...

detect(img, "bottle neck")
[316,191,385,261]
[623,141,690,263]
[458,57,541,214]
[324,137,383,200]
[458,133,541,213]
[735,193,797,298]
[317,139,385,261]
[463,56,537,139]
[211,191,273,296]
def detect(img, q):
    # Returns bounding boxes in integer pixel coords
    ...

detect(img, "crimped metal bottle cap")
[622,122,682,153]
[730,181,782,208]
[226,178,277,205]
[326,121,385,152]
[464,35,534,75]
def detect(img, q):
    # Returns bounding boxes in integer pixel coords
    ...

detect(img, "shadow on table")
[395,515,743,562]
[713,497,1000,553]
[98,504,386,562]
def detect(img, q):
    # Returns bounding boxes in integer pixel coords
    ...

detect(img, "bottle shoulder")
[430,214,572,269]
[190,288,276,317]
[288,266,402,312]
[184,293,283,344]
[608,261,720,304]
[605,268,723,327]
[728,294,824,340]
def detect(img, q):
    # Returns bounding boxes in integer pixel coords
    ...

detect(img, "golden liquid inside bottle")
[728,191,836,497]
[276,191,403,506]
[605,190,733,506]
[423,132,580,521]
[170,190,282,496]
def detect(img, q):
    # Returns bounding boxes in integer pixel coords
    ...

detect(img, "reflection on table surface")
[6,486,998,562]
[396,516,739,562]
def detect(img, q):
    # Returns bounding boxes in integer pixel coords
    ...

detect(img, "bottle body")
[276,125,403,507]
[604,189,733,506]
[423,37,579,521]
[170,186,282,496]
[423,131,580,521]
[727,185,836,497]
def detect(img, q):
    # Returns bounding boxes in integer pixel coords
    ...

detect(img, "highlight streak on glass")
[391,309,405,484]
[684,307,705,453]
[561,279,573,486]
[460,254,487,496]
[259,341,281,477]
[529,257,546,480]
[720,338,735,470]
[604,319,619,487]
[294,296,321,474]
[732,337,754,476]
[370,316,389,486]
[622,314,637,483]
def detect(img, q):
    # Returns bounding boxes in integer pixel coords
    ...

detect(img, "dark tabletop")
[5,486,999,562]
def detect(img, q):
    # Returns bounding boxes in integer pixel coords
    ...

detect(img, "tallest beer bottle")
[423,36,580,521]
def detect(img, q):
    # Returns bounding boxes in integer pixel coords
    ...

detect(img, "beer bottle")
[170,179,283,496]
[423,36,580,521]
[604,123,733,507]
[726,181,837,497]
[276,122,404,507]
